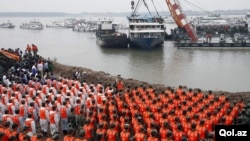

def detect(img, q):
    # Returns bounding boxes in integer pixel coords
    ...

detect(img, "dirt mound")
[53,61,250,103]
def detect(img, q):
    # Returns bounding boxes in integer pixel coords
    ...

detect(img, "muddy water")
[1,17,250,92]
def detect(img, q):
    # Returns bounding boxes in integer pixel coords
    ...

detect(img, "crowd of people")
[0,48,250,141]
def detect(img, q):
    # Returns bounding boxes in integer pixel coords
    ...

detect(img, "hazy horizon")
[0,0,249,13]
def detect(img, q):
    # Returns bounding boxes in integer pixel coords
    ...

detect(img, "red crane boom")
[165,0,198,42]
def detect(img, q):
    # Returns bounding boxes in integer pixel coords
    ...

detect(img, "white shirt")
[37,63,43,71]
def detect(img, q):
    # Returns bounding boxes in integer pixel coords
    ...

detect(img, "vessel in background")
[0,21,15,29]
[96,18,128,47]
[128,0,165,49]
[20,20,43,30]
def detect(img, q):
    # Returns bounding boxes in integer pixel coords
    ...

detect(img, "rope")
[142,0,152,15]
[151,0,160,16]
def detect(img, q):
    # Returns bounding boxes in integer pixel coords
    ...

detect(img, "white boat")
[0,21,15,29]
[191,15,230,26]
[20,20,43,30]
[73,21,97,32]
[46,21,66,28]
[46,18,77,28]
[128,0,165,49]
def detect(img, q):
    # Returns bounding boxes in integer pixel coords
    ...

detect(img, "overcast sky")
[0,0,249,13]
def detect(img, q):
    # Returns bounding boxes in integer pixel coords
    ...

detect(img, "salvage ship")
[96,18,128,47]
[128,0,165,49]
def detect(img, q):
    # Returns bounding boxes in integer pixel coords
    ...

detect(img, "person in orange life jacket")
[7,99,15,114]
[116,79,124,92]
[31,44,38,57]
[39,102,49,137]
[187,123,199,141]
[10,123,18,138]
[18,126,29,141]
[131,127,147,141]
[120,124,131,141]
[26,44,31,56]
[28,102,38,122]
[2,121,11,141]
[164,131,174,141]
[197,119,208,140]
[31,134,43,141]
[96,123,107,138]
[83,119,94,141]
[173,123,186,141]
[49,106,59,136]
[75,130,88,141]
[11,109,22,132]
[107,123,119,141]
[25,113,36,136]
[224,109,234,125]
[148,129,159,141]
[10,93,19,108]
[64,128,75,141]
[60,101,69,135]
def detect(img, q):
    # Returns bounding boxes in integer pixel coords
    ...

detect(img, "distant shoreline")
[0,9,249,17]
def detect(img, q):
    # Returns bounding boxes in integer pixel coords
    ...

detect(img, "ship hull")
[96,35,128,48]
[129,37,164,49]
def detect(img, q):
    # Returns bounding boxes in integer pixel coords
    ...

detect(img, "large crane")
[165,0,198,42]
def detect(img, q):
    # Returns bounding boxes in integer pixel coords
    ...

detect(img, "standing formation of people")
[0,48,249,141]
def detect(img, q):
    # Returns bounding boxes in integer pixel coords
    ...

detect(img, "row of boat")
[0,18,127,32]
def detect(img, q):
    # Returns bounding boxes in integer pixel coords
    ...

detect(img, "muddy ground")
[53,61,250,103]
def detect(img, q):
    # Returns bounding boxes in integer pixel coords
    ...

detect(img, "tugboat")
[20,20,43,30]
[96,18,128,47]
[0,21,15,29]
[127,0,165,49]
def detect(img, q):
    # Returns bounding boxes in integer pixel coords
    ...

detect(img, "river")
[0,17,250,92]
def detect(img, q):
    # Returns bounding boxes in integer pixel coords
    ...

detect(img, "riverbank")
[53,61,250,103]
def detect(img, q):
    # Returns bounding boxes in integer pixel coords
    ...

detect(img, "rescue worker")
[132,127,147,141]
[120,124,131,141]
[12,109,22,132]
[63,128,75,141]
[49,106,59,136]
[26,44,31,56]
[18,126,30,141]
[39,102,49,137]
[187,123,199,141]
[60,101,69,135]
[116,79,124,92]
[107,123,119,141]
[31,44,38,57]
[197,119,208,140]
[25,113,36,136]
[148,129,159,141]
[83,119,94,141]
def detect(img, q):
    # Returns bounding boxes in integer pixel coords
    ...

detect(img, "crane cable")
[151,0,160,16]
[142,0,152,15]
[183,0,215,16]
[132,0,142,16]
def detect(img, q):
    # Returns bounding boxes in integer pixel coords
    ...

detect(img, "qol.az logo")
[216,125,250,141]
[219,129,247,137]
